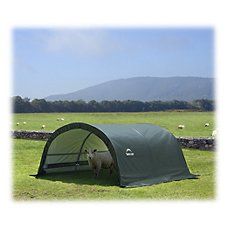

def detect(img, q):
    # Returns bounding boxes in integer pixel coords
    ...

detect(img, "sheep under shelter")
[36,122,196,187]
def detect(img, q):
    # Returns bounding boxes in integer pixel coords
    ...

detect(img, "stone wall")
[176,137,215,150]
[12,130,215,151]
[12,130,52,141]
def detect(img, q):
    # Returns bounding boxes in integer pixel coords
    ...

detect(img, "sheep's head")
[85,149,97,160]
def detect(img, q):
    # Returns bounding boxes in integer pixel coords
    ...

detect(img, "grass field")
[13,139,215,200]
[12,112,215,200]
[13,111,215,137]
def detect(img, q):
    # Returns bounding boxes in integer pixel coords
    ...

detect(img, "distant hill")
[45,76,214,102]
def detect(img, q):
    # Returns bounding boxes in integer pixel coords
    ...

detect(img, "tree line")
[12,96,214,113]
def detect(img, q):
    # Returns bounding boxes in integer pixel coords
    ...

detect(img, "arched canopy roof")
[37,122,196,187]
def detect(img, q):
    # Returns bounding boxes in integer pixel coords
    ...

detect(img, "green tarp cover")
[37,122,196,187]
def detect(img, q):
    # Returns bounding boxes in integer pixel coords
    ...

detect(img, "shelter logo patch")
[126,148,134,156]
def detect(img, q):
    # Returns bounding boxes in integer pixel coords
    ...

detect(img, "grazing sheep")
[41,125,45,129]
[57,117,64,121]
[85,148,114,177]
[23,121,27,125]
[205,123,210,127]
[178,124,185,129]
[212,130,217,138]
[16,122,19,126]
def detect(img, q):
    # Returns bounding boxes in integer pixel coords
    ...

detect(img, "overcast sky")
[13,28,214,99]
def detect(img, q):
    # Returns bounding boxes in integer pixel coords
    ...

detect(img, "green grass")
[13,139,215,200]
[13,112,215,137]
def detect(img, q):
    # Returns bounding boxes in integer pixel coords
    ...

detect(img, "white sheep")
[85,148,115,177]
[23,121,27,125]
[212,130,217,138]
[205,123,210,127]
[57,117,64,121]
[178,124,185,129]
[16,122,19,126]
[41,125,45,129]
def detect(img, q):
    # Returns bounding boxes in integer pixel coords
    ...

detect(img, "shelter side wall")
[92,124,195,187]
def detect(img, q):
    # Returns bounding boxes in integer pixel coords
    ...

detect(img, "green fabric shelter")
[36,122,196,187]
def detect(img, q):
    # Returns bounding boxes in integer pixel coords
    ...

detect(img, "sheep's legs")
[93,168,99,177]
[109,163,114,175]
[93,170,98,177]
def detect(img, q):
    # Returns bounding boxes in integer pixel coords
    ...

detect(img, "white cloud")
[45,29,119,56]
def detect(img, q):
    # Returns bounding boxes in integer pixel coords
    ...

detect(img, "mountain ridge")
[45,76,214,102]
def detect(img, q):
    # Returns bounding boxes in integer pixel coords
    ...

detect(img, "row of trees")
[12,96,214,113]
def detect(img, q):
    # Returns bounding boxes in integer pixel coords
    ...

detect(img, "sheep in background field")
[23,121,27,125]
[212,130,217,138]
[16,122,19,126]
[85,148,114,177]
[41,125,45,130]
[205,123,210,127]
[178,124,185,129]
[61,118,64,121]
